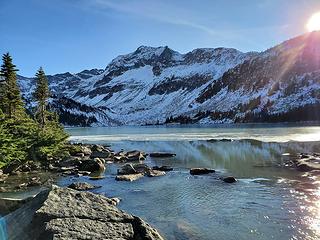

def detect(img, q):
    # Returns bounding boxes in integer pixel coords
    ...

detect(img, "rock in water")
[149,152,176,158]
[79,158,105,172]
[222,176,237,183]
[115,173,144,182]
[146,170,166,177]
[4,185,163,240]
[190,168,215,175]
[68,182,101,191]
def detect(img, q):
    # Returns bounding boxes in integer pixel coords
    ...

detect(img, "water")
[62,124,320,239]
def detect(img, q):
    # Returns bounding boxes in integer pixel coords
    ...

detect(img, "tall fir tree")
[32,67,69,160]
[34,67,50,128]
[0,53,24,118]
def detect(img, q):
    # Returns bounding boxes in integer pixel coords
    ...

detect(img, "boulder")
[146,170,166,177]
[190,168,215,175]
[81,146,92,156]
[118,163,137,175]
[90,151,111,158]
[68,182,101,191]
[115,173,144,182]
[133,163,151,173]
[152,165,173,171]
[149,152,176,158]
[222,176,237,183]
[79,159,105,172]
[4,186,163,240]
[126,150,146,161]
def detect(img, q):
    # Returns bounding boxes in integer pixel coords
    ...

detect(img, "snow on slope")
[18,32,320,126]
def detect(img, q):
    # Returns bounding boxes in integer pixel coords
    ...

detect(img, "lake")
[62,124,320,240]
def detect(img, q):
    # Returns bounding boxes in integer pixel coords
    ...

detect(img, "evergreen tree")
[32,67,69,160]
[34,67,50,128]
[0,53,24,118]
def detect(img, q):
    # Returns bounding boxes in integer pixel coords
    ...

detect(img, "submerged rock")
[152,166,173,171]
[190,168,215,175]
[222,176,237,183]
[4,186,163,239]
[68,182,101,191]
[149,152,176,158]
[115,173,144,182]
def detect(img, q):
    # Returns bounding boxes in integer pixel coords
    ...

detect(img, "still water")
[62,124,320,240]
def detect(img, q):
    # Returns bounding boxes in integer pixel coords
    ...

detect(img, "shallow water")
[41,125,320,239]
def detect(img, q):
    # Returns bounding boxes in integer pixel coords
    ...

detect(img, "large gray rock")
[79,158,105,172]
[4,185,163,240]
[115,173,144,182]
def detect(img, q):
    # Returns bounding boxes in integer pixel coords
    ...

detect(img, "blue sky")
[1,0,320,76]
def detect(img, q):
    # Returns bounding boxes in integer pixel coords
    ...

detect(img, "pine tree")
[0,53,24,118]
[34,67,50,128]
[32,67,69,160]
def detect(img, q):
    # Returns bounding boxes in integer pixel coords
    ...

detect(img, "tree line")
[0,53,68,167]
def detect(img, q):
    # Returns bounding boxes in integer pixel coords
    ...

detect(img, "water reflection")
[57,138,320,239]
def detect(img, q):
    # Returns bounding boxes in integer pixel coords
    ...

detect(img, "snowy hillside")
[18,32,320,126]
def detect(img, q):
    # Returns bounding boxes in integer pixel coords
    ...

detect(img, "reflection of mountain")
[112,140,320,178]
[18,32,320,126]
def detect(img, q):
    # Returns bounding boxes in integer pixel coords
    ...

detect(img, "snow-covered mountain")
[18,32,320,126]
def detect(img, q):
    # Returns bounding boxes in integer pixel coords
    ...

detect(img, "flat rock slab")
[115,173,144,182]
[146,170,166,177]
[4,185,163,240]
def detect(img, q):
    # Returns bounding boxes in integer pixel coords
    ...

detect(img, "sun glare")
[307,12,320,32]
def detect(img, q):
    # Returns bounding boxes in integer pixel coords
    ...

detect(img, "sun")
[307,12,320,32]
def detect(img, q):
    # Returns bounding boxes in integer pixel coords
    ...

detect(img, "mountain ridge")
[17,32,320,126]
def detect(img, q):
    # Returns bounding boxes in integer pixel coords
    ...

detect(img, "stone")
[118,163,137,175]
[81,146,92,156]
[149,152,176,158]
[77,171,91,176]
[79,159,105,172]
[4,186,163,239]
[146,169,166,177]
[68,182,101,191]
[110,197,121,206]
[91,151,111,158]
[115,173,144,182]
[90,145,111,158]
[190,168,215,175]
[222,176,237,183]
[133,163,151,173]
[126,150,146,161]
[152,165,173,171]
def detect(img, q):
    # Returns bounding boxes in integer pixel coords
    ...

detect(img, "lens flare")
[307,12,320,32]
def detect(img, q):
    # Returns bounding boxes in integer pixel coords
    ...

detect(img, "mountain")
[18,32,320,126]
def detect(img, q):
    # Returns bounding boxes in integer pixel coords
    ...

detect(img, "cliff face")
[18,32,320,126]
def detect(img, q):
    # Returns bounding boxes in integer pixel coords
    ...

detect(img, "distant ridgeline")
[18,32,320,126]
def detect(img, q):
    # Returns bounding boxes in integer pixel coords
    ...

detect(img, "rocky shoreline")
[0,142,239,240]
[3,185,164,240]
